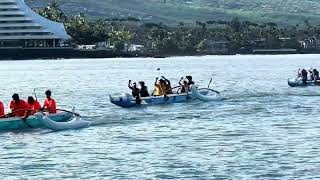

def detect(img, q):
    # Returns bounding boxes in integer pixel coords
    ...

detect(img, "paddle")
[203,78,220,94]
[207,78,213,89]
[33,88,38,101]
[54,108,81,117]
[207,88,221,94]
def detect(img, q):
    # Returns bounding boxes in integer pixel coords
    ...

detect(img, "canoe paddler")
[128,80,140,98]
[0,100,4,117]
[153,77,166,96]
[179,77,189,93]
[43,90,57,114]
[27,96,41,114]
[128,80,142,104]
[161,76,173,94]
[301,69,308,85]
[9,93,31,118]
[186,75,195,86]
[139,81,150,97]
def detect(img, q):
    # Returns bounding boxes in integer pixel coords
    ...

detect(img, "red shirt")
[9,100,30,117]
[28,100,41,114]
[0,101,4,117]
[43,98,56,113]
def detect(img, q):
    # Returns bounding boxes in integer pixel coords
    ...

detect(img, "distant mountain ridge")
[27,0,320,26]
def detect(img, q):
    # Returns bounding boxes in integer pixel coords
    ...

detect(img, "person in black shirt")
[139,81,150,97]
[301,69,308,85]
[313,69,319,80]
[128,80,140,97]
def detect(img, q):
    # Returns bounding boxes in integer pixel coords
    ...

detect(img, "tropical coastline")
[0,1,320,60]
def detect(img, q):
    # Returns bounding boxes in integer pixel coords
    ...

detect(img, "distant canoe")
[288,78,320,87]
[0,111,73,131]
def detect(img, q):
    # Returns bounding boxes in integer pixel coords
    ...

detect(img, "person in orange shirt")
[43,90,57,114]
[0,101,5,118]
[27,96,41,114]
[9,93,31,117]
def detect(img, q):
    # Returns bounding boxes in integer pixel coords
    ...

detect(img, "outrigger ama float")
[110,85,224,108]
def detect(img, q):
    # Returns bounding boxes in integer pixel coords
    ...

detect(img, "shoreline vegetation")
[35,1,320,57]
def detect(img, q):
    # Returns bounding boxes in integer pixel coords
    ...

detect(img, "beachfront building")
[203,40,229,54]
[300,36,320,49]
[0,0,70,48]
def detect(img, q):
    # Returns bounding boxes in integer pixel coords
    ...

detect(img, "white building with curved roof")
[0,0,70,48]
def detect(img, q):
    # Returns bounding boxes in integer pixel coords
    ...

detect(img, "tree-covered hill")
[27,0,320,26]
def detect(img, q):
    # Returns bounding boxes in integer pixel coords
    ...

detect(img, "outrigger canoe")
[110,86,223,108]
[288,78,320,87]
[0,111,73,131]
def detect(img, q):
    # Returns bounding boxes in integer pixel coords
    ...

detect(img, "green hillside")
[27,0,320,25]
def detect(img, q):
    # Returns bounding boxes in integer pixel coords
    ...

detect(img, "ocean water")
[0,55,320,179]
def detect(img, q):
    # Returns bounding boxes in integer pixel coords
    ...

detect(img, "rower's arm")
[154,77,158,86]
[179,77,183,86]
[128,80,133,89]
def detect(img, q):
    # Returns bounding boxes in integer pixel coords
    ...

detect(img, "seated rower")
[314,69,319,80]
[0,100,4,117]
[301,68,308,84]
[179,77,189,93]
[186,75,195,86]
[43,90,57,114]
[9,93,30,117]
[153,77,166,96]
[139,81,150,97]
[309,69,314,80]
[27,96,41,114]
[297,69,301,78]
[162,76,173,94]
[128,80,140,98]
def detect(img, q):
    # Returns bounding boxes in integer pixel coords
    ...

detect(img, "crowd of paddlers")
[0,90,57,119]
[128,75,195,98]
[297,68,320,84]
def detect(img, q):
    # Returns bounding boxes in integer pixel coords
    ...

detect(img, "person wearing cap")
[43,90,57,113]
[153,77,167,96]
[139,81,150,97]
[9,93,30,117]
[27,96,41,114]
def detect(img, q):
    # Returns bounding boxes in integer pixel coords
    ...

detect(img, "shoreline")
[0,48,319,60]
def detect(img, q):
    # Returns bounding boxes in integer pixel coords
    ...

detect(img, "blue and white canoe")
[0,111,74,131]
[110,86,223,108]
[288,78,320,87]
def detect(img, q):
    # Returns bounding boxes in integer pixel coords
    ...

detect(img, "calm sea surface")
[0,55,320,179]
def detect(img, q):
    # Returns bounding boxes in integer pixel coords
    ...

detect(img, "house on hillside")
[300,36,320,49]
[250,38,268,49]
[203,40,229,54]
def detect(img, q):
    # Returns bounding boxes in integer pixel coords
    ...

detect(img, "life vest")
[43,98,57,113]
[154,84,166,96]
[9,100,30,117]
[28,100,42,114]
[0,101,4,117]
